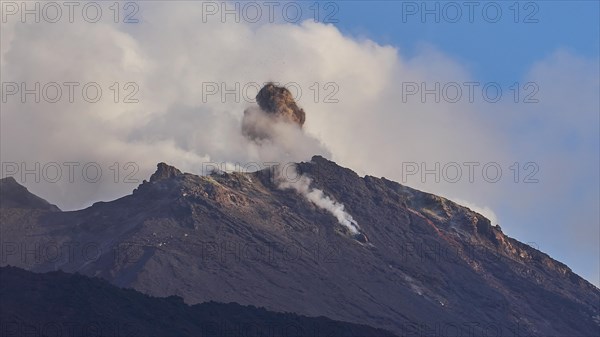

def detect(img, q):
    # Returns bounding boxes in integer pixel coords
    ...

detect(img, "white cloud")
[1,2,597,285]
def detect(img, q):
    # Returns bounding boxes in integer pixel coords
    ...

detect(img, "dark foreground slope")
[0,266,395,337]
[1,156,598,336]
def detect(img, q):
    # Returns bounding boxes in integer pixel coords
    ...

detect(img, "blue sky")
[332,1,599,83]
[326,0,600,285]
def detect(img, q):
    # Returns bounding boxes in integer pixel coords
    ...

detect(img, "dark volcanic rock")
[354,232,369,244]
[150,162,182,182]
[1,158,598,336]
[0,177,60,211]
[0,266,396,337]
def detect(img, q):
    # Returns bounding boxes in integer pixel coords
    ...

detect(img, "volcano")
[1,156,598,336]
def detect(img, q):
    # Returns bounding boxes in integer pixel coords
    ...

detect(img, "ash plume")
[242,83,360,236]
[256,82,306,126]
[242,83,305,141]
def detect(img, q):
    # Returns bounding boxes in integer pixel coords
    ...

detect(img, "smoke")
[242,83,305,141]
[453,199,499,226]
[255,83,306,126]
[276,167,360,235]
[242,83,360,236]
[239,105,329,164]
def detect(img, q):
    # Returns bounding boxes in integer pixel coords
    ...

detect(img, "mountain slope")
[0,156,598,336]
[0,176,60,211]
[0,266,396,337]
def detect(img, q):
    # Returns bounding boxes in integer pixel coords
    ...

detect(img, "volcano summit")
[1,83,598,337]
[1,155,598,336]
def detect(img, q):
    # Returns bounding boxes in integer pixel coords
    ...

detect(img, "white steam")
[276,166,360,235]
[240,84,359,236]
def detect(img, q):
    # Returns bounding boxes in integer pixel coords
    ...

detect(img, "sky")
[328,0,600,285]
[0,1,598,286]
